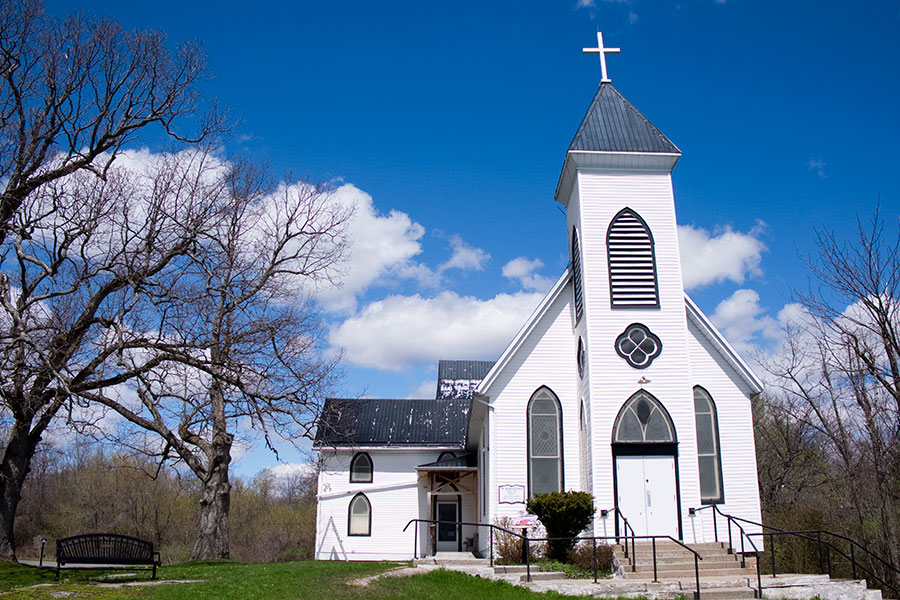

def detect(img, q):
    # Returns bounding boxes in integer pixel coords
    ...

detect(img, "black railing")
[700,509,900,598]
[692,505,762,598]
[403,518,705,599]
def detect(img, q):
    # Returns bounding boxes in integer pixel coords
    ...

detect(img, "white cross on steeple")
[583,31,620,83]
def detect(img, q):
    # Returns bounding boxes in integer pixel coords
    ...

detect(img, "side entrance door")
[615,455,678,538]
[435,501,459,552]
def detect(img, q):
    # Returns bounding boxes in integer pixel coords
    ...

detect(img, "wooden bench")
[56,534,161,580]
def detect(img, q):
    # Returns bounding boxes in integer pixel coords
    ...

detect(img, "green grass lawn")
[0,560,623,599]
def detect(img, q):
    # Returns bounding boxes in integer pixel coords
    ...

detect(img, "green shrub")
[526,491,595,561]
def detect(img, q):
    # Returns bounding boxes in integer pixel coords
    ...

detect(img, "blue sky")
[46,0,900,475]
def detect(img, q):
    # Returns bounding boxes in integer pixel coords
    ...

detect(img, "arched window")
[693,387,724,504]
[528,387,563,497]
[572,227,585,322]
[612,390,675,444]
[348,493,371,536]
[350,452,373,483]
[607,208,659,308]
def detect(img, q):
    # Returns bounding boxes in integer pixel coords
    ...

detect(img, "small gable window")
[528,387,563,498]
[350,452,373,483]
[694,387,724,504]
[607,208,659,308]
[572,227,585,322]
[348,493,371,536]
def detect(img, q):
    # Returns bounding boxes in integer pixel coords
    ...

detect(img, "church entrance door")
[615,455,678,538]
[435,501,459,552]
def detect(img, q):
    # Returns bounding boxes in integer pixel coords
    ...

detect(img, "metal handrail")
[605,506,636,563]
[404,518,706,598]
[691,505,763,598]
[712,512,900,597]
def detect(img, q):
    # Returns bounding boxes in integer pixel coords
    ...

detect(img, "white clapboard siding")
[569,169,700,536]
[482,282,579,523]
[687,317,764,550]
[316,450,477,560]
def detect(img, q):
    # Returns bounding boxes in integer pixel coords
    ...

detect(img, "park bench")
[56,534,161,580]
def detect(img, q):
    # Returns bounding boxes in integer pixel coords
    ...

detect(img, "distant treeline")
[14,445,317,564]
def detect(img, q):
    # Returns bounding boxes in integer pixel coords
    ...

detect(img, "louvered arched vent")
[607,208,659,308]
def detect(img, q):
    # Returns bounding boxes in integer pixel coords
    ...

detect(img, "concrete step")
[626,558,751,573]
[624,566,758,580]
[414,552,488,567]
[519,571,566,582]
[694,587,757,599]
[493,565,546,574]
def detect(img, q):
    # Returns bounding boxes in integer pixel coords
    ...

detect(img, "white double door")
[615,455,678,538]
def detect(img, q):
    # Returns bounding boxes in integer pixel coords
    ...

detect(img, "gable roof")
[314,397,470,448]
[684,294,764,395]
[569,83,680,154]
[476,268,571,395]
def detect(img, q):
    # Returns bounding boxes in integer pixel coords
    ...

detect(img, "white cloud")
[502,257,555,292]
[627,11,638,24]
[329,291,545,370]
[262,462,315,480]
[710,288,780,355]
[315,184,430,313]
[678,223,766,290]
[408,379,436,399]
[808,158,827,179]
[438,235,490,273]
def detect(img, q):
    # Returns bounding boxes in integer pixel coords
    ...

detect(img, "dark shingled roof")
[569,83,680,154]
[314,398,470,447]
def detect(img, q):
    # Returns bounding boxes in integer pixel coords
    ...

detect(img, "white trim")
[684,294,764,394]
[476,268,571,395]
[555,150,681,205]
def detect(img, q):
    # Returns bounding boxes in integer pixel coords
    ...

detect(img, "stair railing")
[404,518,707,596]
[691,505,763,598]
[706,512,900,598]
[601,506,636,562]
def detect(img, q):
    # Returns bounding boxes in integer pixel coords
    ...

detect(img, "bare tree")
[0,149,225,560]
[0,0,223,246]
[762,210,900,582]
[87,164,349,559]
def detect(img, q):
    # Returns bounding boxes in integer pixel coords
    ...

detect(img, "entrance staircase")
[614,540,757,598]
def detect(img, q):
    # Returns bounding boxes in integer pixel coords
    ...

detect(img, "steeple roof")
[569,83,680,154]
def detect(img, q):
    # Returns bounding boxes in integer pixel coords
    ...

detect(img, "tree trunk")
[0,420,39,561]
[190,430,233,560]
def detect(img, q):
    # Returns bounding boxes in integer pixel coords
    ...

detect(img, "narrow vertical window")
[607,208,659,308]
[572,227,585,322]
[350,452,373,483]
[528,387,563,497]
[348,493,372,536]
[693,387,724,504]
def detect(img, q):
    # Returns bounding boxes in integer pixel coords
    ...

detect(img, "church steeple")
[568,84,680,155]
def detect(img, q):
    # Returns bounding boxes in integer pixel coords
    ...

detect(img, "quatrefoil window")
[615,323,662,369]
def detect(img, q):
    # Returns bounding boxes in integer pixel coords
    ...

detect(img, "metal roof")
[568,83,680,154]
[314,397,470,448]
[416,452,478,471]
[436,359,495,399]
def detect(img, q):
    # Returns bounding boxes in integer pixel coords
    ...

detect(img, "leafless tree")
[85,163,349,560]
[0,0,223,246]
[762,209,900,583]
[0,149,225,560]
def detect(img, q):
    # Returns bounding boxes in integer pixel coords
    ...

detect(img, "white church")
[314,34,763,561]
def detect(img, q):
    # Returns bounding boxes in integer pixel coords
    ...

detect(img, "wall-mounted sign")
[498,484,525,504]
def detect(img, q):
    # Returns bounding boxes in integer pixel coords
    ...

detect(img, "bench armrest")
[155,551,161,566]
